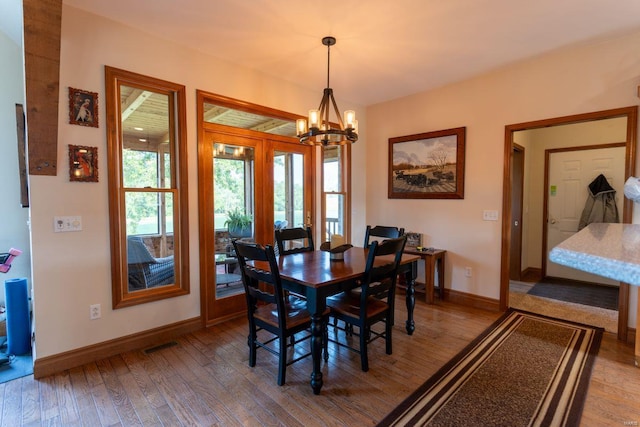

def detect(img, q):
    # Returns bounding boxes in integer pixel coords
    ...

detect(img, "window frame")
[106,66,190,308]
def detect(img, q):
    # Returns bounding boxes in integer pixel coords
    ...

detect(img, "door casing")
[500,106,637,342]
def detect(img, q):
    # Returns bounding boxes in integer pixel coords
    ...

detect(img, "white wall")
[0,12,31,302]
[27,5,367,359]
[366,31,640,324]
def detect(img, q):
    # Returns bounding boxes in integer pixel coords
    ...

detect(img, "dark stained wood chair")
[363,225,405,247]
[274,226,314,255]
[327,235,407,372]
[233,240,327,385]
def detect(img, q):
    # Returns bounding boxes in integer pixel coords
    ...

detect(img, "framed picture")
[405,232,422,248]
[388,127,466,199]
[68,87,98,127]
[69,145,98,182]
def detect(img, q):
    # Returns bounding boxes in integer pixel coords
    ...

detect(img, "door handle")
[514,220,519,227]
[550,218,557,224]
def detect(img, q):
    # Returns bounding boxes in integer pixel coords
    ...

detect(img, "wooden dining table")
[269,247,419,394]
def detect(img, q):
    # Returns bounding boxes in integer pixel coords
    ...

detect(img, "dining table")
[270,247,419,394]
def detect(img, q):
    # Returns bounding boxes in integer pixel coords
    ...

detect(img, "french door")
[199,128,314,325]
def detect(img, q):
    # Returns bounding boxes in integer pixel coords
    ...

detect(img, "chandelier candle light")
[297,36,358,146]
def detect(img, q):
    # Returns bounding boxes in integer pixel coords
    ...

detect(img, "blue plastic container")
[4,277,31,355]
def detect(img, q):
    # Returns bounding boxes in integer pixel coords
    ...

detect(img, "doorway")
[501,106,638,341]
[198,129,314,326]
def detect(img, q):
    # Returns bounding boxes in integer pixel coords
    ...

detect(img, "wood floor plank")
[38,374,60,423]
[2,373,22,426]
[95,358,140,425]
[20,375,41,425]
[119,351,171,410]
[54,371,81,425]
[1,301,638,426]
[68,367,101,427]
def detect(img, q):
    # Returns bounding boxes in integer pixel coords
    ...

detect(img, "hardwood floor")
[1,301,638,426]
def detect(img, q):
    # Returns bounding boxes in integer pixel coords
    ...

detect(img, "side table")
[403,248,446,304]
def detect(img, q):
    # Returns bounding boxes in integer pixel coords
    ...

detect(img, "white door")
[546,147,624,283]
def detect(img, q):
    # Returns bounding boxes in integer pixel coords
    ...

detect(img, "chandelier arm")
[328,91,345,129]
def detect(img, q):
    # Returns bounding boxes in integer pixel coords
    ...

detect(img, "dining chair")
[274,226,314,255]
[327,235,407,372]
[363,225,405,247]
[233,240,327,385]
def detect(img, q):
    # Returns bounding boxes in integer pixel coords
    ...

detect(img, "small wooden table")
[403,248,446,304]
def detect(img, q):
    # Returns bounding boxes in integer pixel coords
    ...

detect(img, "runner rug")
[377,309,602,427]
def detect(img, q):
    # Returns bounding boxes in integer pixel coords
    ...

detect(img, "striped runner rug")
[378,309,602,427]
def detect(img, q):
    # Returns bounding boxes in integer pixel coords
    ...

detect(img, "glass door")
[200,131,313,325]
[271,141,313,239]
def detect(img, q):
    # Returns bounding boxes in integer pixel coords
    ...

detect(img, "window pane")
[123,149,158,188]
[325,193,345,241]
[274,151,304,228]
[213,146,254,231]
[125,191,176,291]
[120,85,170,189]
[323,146,341,192]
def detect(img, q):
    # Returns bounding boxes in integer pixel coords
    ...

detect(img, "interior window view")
[3,1,640,425]
[121,86,176,292]
[213,143,255,299]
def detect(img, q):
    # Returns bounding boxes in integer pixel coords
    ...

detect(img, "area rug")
[527,278,618,310]
[377,309,602,427]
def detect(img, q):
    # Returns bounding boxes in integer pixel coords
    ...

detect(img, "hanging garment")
[578,173,619,230]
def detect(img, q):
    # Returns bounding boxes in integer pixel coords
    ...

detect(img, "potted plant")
[224,208,252,238]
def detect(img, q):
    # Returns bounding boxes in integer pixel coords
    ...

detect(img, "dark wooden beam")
[23,0,62,176]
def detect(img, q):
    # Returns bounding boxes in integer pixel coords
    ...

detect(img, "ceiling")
[64,0,640,107]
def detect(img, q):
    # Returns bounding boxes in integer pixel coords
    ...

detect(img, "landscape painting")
[388,127,466,199]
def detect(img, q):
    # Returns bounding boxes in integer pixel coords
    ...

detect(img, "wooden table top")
[272,247,419,289]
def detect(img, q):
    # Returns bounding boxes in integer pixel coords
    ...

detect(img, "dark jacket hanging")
[578,173,619,230]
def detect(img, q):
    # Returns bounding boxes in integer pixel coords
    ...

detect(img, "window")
[106,66,189,308]
[322,145,350,242]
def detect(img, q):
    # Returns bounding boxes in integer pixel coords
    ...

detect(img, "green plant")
[224,208,252,230]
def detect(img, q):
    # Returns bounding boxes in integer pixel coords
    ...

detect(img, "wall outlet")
[90,303,101,320]
[464,267,472,277]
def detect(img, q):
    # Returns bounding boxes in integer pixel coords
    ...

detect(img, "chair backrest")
[359,236,407,315]
[275,226,314,255]
[363,225,405,247]
[233,240,288,328]
[127,236,157,264]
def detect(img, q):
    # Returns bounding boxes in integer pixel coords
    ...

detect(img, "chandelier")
[296,36,358,146]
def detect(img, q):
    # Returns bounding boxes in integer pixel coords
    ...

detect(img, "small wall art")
[69,144,98,182]
[405,232,422,248]
[389,127,466,199]
[68,87,99,128]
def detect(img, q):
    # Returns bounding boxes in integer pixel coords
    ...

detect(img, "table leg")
[425,257,435,304]
[310,312,324,394]
[436,255,445,301]
[405,260,416,335]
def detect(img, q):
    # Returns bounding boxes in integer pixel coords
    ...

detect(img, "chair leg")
[386,321,393,355]
[360,326,369,372]
[278,334,287,386]
[248,328,257,368]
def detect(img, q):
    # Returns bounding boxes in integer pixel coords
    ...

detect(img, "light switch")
[54,216,83,232]
[482,210,499,221]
